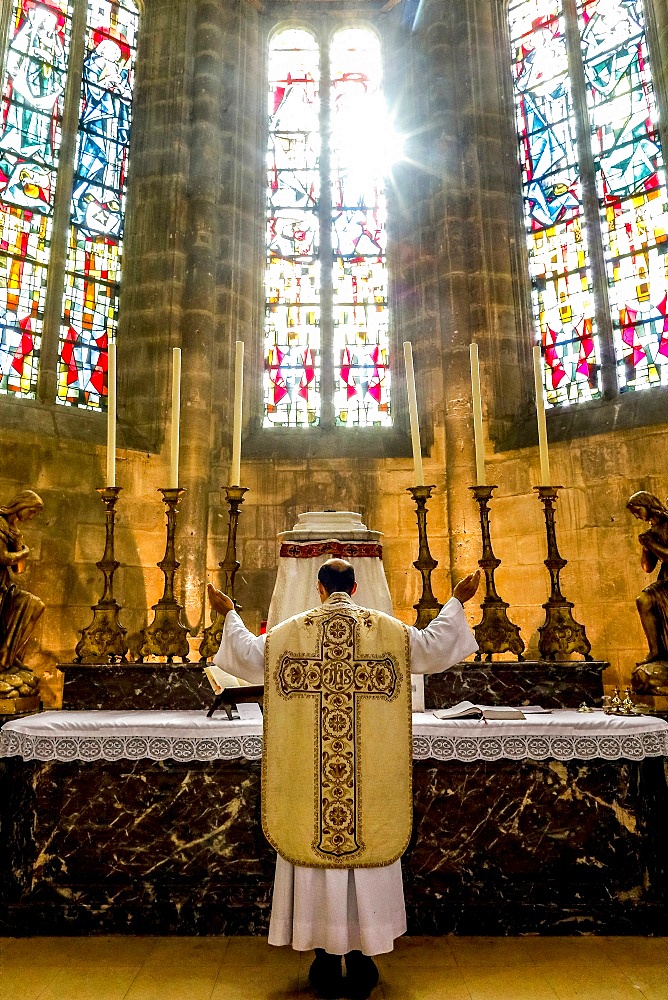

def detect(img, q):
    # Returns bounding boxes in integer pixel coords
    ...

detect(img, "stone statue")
[0,490,44,702]
[627,491,668,695]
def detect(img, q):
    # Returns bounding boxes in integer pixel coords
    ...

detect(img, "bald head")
[317,558,356,596]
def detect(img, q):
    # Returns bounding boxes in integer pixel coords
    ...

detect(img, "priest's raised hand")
[207,583,235,617]
[453,570,481,605]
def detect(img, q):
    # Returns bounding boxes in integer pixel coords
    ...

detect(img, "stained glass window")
[265,28,320,427]
[0,0,74,396]
[509,0,600,405]
[579,0,668,393]
[264,26,393,428]
[57,0,138,408]
[330,29,391,427]
[509,0,668,405]
[0,0,138,408]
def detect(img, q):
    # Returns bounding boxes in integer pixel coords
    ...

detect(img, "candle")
[231,340,244,487]
[170,348,181,488]
[403,341,424,486]
[533,345,551,485]
[106,342,117,487]
[469,343,486,486]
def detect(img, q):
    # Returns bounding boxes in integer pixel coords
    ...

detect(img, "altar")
[1,709,667,936]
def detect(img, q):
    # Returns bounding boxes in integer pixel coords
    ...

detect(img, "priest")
[209,559,479,999]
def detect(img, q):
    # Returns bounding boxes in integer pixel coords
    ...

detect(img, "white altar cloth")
[411,710,668,762]
[1,709,666,763]
[0,707,264,763]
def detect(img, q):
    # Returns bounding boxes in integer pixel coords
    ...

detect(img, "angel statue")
[627,491,668,694]
[0,490,44,702]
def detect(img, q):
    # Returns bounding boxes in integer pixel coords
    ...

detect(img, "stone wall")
[0,0,666,707]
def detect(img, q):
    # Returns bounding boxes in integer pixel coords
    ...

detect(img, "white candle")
[533,345,551,485]
[106,342,117,487]
[469,343,486,486]
[403,341,424,487]
[231,340,244,487]
[170,348,181,488]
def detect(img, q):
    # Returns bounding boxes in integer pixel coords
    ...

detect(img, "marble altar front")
[1,710,666,936]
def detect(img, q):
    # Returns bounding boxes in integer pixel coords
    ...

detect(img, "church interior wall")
[0,0,667,707]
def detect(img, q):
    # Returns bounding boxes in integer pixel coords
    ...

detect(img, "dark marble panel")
[1,758,274,935]
[425,660,606,710]
[0,758,36,907]
[406,756,668,934]
[61,664,214,711]
[1,749,666,936]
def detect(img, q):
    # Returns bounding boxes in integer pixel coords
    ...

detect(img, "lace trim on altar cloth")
[1,728,666,763]
[412,730,668,762]
[0,730,265,763]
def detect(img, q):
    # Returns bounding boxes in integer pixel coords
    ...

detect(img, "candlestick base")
[74,487,129,663]
[200,486,248,661]
[469,486,525,661]
[535,486,592,661]
[407,485,442,629]
[137,488,190,664]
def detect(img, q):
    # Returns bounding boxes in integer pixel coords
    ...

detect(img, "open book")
[434,701,526,721]
[204,664,233,694]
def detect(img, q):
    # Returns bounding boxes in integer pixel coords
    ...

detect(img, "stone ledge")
[498,390,668,452]
[0,396,155,452]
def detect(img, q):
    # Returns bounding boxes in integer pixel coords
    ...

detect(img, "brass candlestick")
[535,486,592,661]
[74,486,128,663]
[200,485,248,661]
[469,485,524,661]
[407,485,442,629]
[138,487,190,663]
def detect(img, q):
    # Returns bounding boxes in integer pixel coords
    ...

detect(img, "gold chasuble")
[262,592,412,869]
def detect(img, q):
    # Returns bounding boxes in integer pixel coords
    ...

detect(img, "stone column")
[416,0,475,583]
[117,0,262,628]
[175,0,229,628]
[422,0,529,581]
[382,4,452,607]
[384,5,442,463]
[206,1,262,613]
[117,0,190,449]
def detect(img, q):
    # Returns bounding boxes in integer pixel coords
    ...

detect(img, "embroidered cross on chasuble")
[262,593,412,868]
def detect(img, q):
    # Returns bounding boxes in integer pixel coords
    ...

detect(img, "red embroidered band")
[279,540,383,560]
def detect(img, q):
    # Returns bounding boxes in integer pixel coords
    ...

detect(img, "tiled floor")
[0,935,666,1000]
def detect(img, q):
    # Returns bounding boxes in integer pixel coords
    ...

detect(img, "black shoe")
[308,949,344,999]
[344,951,379,1000]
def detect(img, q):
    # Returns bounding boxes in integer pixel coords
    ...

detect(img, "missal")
[434,701,526,721]
[204,664,228,694]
